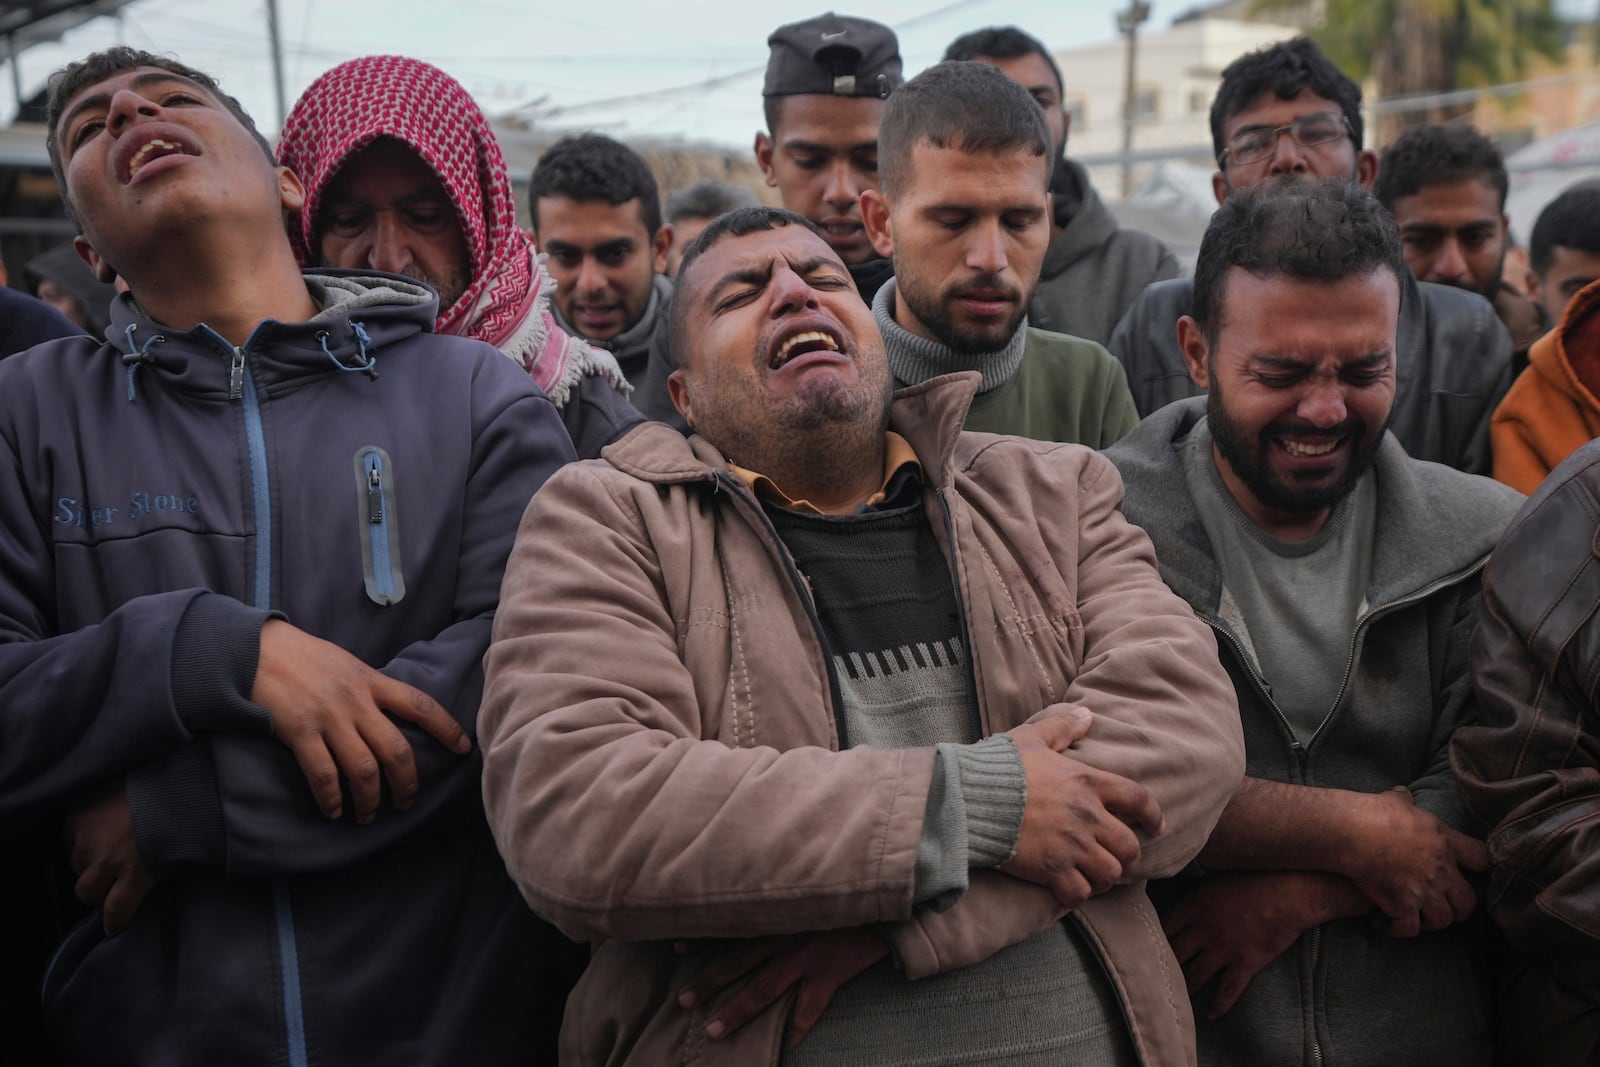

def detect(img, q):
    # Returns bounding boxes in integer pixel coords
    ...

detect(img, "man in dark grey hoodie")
[944,26,1179,347]
[1106,178,1520,1067]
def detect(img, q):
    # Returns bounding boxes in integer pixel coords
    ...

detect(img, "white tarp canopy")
[1505,123,1600,244]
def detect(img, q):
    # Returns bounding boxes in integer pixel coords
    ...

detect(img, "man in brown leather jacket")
[1455,441,1600,1066]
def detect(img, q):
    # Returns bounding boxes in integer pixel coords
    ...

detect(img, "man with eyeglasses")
[1107,37,1513,476]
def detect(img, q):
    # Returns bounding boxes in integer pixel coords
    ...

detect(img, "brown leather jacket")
[481,373,1245,1066]
[1456,439,1600,1065]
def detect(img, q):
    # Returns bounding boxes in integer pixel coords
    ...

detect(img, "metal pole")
[1116,3,1150,200]
[7,37,21,120]
[264,0,287,128]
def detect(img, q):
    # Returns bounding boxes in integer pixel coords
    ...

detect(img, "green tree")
[1256,0,1566,132]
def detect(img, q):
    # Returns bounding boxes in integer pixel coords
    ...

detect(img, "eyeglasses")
[1220,112,1351,168]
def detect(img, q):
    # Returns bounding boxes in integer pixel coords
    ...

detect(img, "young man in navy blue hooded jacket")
[0,47,580,1065]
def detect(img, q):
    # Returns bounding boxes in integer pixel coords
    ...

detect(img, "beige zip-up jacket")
[481,372,1245,1066]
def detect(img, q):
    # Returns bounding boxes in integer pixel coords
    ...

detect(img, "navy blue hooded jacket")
[0,272,579,1065]
[0,283,84,355]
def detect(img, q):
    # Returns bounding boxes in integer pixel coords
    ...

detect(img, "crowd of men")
[1,11,1599,1067]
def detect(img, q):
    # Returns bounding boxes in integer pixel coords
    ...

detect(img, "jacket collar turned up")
[603,370,981,496]
[106,270,436,402]
[1105,395,1523,619]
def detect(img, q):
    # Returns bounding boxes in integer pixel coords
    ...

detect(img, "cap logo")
[821,29,847,39]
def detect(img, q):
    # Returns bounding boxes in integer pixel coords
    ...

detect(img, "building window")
[1066,97,1088,130]
[1134,86,1160,123]
[1190,89,1210,114]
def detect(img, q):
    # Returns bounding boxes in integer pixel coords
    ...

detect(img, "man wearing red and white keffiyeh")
[278,55,642,458]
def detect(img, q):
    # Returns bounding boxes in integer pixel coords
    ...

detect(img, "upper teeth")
[129,139,181,175]
[1281,439,1339,457]
[773,330,839,368]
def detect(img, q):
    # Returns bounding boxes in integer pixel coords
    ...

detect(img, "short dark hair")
[664,179,759,226]
[669,205,823,368]
[1373,123,1507,211]
[763,97,785,135]
[45,47,272,221]
[1192,177,1405,348]
[529,132,662,236]
[1210,37,1364,166]
[877,61,1050,200]
[1530,181,1600,276]
[942,26,1063,99]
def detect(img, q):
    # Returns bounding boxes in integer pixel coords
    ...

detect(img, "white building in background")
[1054,14,1300,199]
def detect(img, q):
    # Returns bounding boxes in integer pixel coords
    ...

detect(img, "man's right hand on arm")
[251,619,472,824]
[998,709,1165,909]
[1340,786,1487,937]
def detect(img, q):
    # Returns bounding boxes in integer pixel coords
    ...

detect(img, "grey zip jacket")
[1106,397,1522,1067]
[0,272,579,1065]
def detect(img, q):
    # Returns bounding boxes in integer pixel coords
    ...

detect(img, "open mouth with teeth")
[770,330,842,370]
[1278,437,1343,458]
[126,139,190,181]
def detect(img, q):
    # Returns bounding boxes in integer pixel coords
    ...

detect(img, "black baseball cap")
[763,12,903,99]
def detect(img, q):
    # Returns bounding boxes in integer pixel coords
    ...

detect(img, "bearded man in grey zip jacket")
[1106,179,1522,1065]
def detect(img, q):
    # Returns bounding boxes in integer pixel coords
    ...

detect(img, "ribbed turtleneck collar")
[871,281,1026,395]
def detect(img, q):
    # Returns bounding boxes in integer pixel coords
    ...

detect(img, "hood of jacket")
[1040,159,1118,279]
[555,272,672,383]
[1525,278,1600,410]
[848,255,896,304]
[106,269,438,400]
[1105,395,1524,616]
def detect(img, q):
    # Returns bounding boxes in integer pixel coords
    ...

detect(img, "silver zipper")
[228,345,246,400]
[367,465,383,523]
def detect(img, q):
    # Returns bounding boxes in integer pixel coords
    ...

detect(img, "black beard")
[1205,379,1385,515]
[895,270,1028,356]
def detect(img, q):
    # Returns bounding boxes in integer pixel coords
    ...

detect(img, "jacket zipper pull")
[367,460,384,523]
[228,346,246,400]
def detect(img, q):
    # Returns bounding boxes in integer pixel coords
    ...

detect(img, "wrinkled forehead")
[1218,265,1401,343]
[1391,177,1502,219]
[977,52,1061,98]
[1224,88,1342,135]
[683,224,843,306]
[325,136,452,201]
[773,93,885,144]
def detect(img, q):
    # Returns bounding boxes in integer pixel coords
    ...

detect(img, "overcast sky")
[4,0,1196,146]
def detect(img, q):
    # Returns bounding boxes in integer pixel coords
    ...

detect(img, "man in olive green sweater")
[861,60,1137,447]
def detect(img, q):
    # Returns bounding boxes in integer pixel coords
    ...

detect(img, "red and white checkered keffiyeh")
[277,55,625,404]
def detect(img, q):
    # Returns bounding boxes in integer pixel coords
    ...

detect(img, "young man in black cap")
[635,11,906,429]
[755,11,901,302]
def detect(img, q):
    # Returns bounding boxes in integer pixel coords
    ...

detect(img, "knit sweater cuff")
[954,735,1026,867]
[171,593,277,736]
[913,746,971,909]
